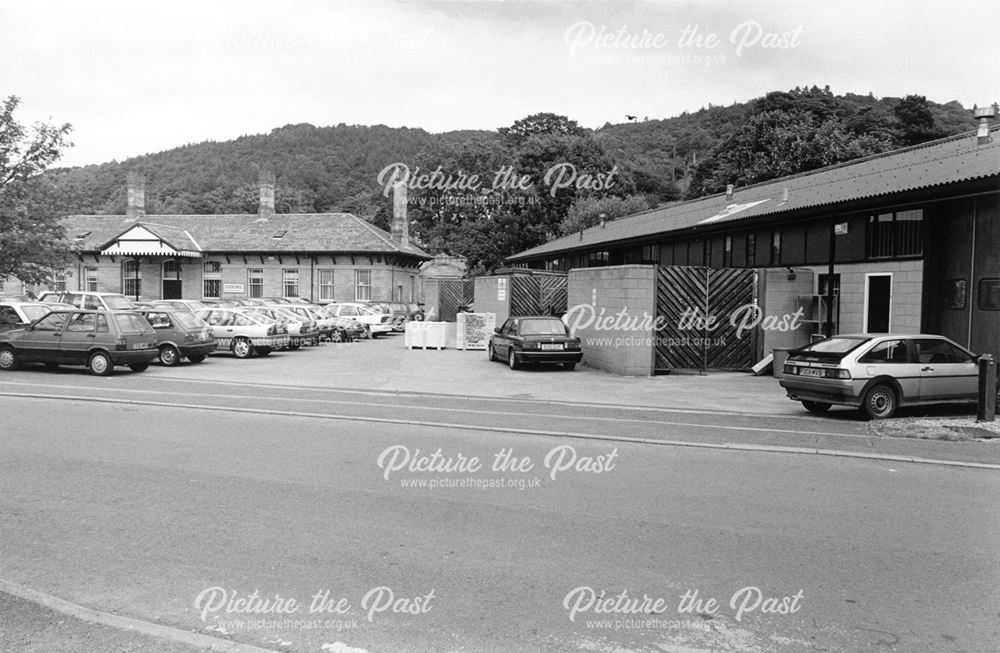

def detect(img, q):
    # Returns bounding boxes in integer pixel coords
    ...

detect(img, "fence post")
[978,354,997,422]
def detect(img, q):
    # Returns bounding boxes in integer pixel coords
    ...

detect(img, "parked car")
[197,298,240,308]
[243,306,320,348]
[0,301,65,332]
[0,309,159,375]
[326,314,366,342]
[323,303,393,338]
[38,291,134,311]
[488,315,583,370]
[271,304,343,342]
[148,299,209,312]
[779,334,983,419]
[192,308,289,358]
[134,308,216,366]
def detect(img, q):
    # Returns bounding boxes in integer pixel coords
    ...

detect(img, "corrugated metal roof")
[509,127,1000,261]
[65,212,431,259]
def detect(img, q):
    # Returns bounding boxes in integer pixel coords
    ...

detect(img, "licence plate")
[540,344,563,351]
[799,367,824,378]
[132,342,150,350]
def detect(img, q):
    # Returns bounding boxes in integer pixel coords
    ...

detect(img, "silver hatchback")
[779,334,980,419]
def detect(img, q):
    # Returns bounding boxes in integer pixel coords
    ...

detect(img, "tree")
[558,194,653,235]
[893,94,946,146]
[0,96,73,286]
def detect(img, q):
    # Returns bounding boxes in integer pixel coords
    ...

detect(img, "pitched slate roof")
[508,126,1000,262]
[65,212,431,259]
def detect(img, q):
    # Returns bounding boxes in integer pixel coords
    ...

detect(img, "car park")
[0,309,159,375]
[779,334,983,419]
[192,308,289,358]
[488,315,583,371]
[38,291,135,311]
[323,303,393,338]
[134,308,216,366]
[0,301,65,332]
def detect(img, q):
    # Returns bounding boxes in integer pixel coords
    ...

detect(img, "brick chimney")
[390,180,409,245]
[259,170,276,219]
[126,172,146,219]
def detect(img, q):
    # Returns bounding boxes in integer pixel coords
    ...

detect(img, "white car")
[192,308,289,358]
[0,301,65,331]
[322,303,394,339]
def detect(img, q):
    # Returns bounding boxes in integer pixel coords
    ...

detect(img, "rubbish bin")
[772,348,791,379]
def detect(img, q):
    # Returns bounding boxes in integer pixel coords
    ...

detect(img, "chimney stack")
[259,170,276,219]
[390,180,409,245]
[126,172,146,220]
[725,184,734,202]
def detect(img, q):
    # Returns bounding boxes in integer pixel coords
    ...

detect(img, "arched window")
[122,259,141,298]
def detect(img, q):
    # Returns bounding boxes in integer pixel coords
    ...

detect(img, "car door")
[856,338,921,402]
[495,318,516,355]
[59,312,98,363]
[914,338,978,401]
[17,311,70,362]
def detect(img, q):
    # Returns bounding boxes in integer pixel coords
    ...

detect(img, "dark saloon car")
[779,333,982,419]
[135,308,216,366]
[488,315,582,370]
[0,309,159,375]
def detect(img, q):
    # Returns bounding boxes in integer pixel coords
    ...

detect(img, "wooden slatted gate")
[437,279,475,322]
[654,266,758,372]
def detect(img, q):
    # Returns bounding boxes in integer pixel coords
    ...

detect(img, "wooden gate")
[438,279,474,322]
[654,266,758,372]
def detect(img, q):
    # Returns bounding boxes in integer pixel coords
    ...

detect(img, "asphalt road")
[2,365,998,653]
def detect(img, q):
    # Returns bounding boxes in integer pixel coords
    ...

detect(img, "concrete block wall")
[473,277,510,325]
[799,260,923,334]
[567,265,657,376]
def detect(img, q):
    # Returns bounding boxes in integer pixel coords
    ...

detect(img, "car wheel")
[159,344,181,367]
[508,348,520,370]
[255,346,273,357]
[488,343,497,361]
[861,384,897,419]
[232,338,253,359]
[801,400,831,414]
[363,325,373,340]
[563,362,576,371]
[0,347,19,371]
[129,362,149,372]
[88,351,114,376]
[329,329,344,343]
[187,355,206,364]
[288,343,301,351]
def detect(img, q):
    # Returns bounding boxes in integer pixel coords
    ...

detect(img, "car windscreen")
[114,313,153,333]
[173,312,207,329]
[22,305,51,322]
[519,319,568,336]
[103,295,135,310]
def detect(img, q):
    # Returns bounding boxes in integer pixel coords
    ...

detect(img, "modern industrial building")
[507,125,1000,363]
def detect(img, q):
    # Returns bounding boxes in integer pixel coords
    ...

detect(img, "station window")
[248,269,264,298]
[283,269,300,298]
[122,260,141,298]
[318,269,335,302]
[203,261,222,298]
[85,267,99,292]
[355,270,372,301]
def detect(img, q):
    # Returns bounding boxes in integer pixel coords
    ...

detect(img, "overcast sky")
[3,0,997,168]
